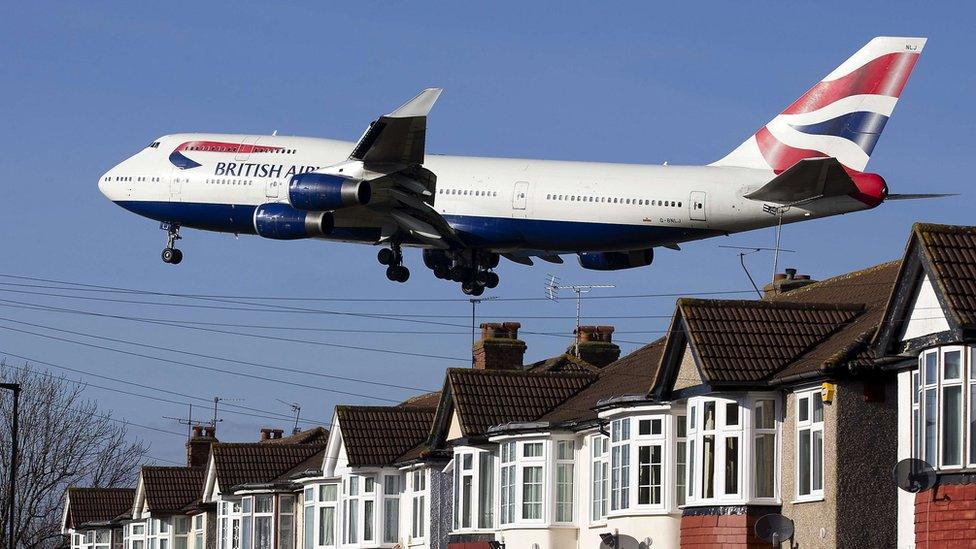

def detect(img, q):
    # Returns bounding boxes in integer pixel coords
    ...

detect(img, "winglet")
[388,88,443,118]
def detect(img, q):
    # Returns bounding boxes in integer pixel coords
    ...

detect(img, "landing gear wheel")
[461,280,477,294]
[484,272,499,289]
[475,271,490,287]
[161,248,176,264]
[170,249,184,265]
[386,265,410,283]
[378,248,396,266]
[161,223,183,265]
[469,285,485,296]
[433,264,450,279]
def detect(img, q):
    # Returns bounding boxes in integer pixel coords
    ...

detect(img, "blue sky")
[0,3,971,464]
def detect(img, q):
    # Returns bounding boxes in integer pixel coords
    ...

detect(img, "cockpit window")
[147,141,160,149]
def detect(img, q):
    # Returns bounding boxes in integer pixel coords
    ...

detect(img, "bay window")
[383,474,402,543]
[686,395,779,505]
[410,469,427,540]
[610,418,631,511]
[521,442,545,520]
[796,390,824,499]
[914,346,976,469]
[555,440,575,522]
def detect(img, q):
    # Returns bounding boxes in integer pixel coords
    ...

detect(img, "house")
[201,435,326,549]
[871,223,976,548]
[62,487,136,549]
[303,399,439,548]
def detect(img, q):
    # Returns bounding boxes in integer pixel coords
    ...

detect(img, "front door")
[513,181,529,216]
[689,191,706,222]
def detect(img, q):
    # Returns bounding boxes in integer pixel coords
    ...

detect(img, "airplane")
[99,36,943,295]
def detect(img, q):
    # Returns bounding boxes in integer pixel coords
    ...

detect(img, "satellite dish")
[755,514,795,546]
[598,533,649,549]
[892,458,937,493]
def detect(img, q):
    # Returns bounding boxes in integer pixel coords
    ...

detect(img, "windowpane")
[944,350,961,380]
[725,403,739,427]
[383,499,399,543]
[812,430,824,491]
[925,352,938,384]
[637,445,662,505]
[557,440,574,460]
[319,507,334,546]
[942,385,963,466]
[304,507,313,549]
[812,398,824,423]
[676,415,687,438]
[703,402,716,430]
[320,484,337,502]
[556,462,574,522]
[676,441,687,506]
[755,399,775,429]
[754,433,776,498]
[688,442,696,499]
[254,517,271,549]
[364,500,374,541]
[522,466,543,519]
[461,474,472,528]
[702,435,715,498]
[970,387,976,465]
[478,452,494,528]
[725,437,739,495]
[798,397,809,422]
[798,430,811,496]
[523,442,543,457]
[924,388,937,464]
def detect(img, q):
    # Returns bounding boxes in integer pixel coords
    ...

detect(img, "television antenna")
[719,245,796,298]
[545,274,615,357]
[163,403,208,439]
[277,399,303,434]
[211,396,244,428]
[754,513,795,546]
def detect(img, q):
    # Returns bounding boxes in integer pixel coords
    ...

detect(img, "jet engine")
[253,203,334,240]
[578,249,654,271]
[288,173,371,211]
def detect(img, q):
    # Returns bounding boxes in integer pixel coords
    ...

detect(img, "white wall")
[901,275,950,340]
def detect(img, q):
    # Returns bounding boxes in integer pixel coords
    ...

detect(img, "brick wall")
[680,509,771,548]
[914,483,976,547]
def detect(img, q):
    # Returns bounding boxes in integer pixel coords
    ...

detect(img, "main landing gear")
[423,249,500,295]
[378,243,410,283]
[160,223,183,265]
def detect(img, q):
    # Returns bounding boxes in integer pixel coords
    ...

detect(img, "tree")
[0,361,149,548]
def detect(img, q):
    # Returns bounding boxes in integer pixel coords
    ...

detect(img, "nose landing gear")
[378,243,410,283]
[160,223,183,265]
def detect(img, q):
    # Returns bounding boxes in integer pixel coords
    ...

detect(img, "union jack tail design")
[712,36,926,173]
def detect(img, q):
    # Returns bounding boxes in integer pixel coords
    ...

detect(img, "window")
[383,475,401,543]
[590,435,609,522]
[523,442,543,457]
[411,469,427,539]
[174,517,189,549]
[676,415,687,506]
[610,418,631,511]
[754,399,777,498]
[316,484,337,547]
[555,440,575,522]
[478,451,494,528]
[344,477,360,544]
[637,445,663,505]
[796,390,824,499]
[500,442,516,525]
[915,347,975,469]
[279,495,295,549]
[251,495,273,549]
[522,466,543,519]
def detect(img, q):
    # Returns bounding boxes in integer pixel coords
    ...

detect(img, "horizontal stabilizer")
[886,193,957,201]
[744,157,855,204]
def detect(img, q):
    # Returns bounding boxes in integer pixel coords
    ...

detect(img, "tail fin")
[711,36,926,172]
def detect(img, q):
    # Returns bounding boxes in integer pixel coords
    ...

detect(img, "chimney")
[763,267,817,298]
[186,425,218,468]
[272,429,284,440]
[473,322,526,370]
[260,428,273,441]
[573,325,621,368]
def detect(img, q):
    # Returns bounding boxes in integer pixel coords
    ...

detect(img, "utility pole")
[1,383,21,549]
[545,275,615,357]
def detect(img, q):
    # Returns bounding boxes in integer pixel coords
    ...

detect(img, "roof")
[446,368,596,437]
[211,444,324,492]
[912,223,976,329]
[540,340,666,424]
[262,427,329,445]
[675,298,866,383]
[526,353,601,374]
[65,487,135,527]
[398,391,441,408]
[141,467,206,514]
[336,406,436,467]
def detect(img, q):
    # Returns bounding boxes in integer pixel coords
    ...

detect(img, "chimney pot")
[474,321,526,370]
[785,267,797,279]
[572,325,621,368]
[260,428,272,441]
[191,425,204,438]
[763,268,817,298]
[272,429,284,439]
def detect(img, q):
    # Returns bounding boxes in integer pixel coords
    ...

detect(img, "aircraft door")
[265,179,281,199]
[689,191,706,222]
[513,181,530,216]
[168,174,182,202]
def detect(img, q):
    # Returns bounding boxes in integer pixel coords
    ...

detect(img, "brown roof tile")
[526,353,601,374]
[447,369,596,436]
[66,487,135,526]
[211,444,324,492]
[336,406,436,467]
[914,223,976,328]
[262,427,329,445]
[141,467,205,514]
[398,391,441,408]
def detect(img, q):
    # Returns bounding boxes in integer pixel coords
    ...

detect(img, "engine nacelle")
[288,172,371,211]
[578,249,654,271]
[253,203,334,240]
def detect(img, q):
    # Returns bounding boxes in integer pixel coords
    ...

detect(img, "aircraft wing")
[744,157,857,204]
[349,88,443,167]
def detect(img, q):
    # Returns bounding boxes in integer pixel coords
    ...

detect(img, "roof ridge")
[446,367,598,379]
[913,222,976,235]
[765,260,901,300]
[678,297,867,311]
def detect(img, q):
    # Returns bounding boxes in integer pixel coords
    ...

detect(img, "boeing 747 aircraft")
[99,37,941,295]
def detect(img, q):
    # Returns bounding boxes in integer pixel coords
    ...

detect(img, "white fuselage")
[99,133,873,254]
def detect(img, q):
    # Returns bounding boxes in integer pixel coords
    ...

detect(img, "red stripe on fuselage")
[174,141,284,154]
[782,52,919,115]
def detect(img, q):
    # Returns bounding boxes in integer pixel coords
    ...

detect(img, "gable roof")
[65,487,134,527]
[262,427,329,445]
[336,406,437,467]
[444,368,596,438]
[540,340,666,424]
[526,353,602,374]
[141,467,206,514]
[211,444,325,493]
[874,224,976,354]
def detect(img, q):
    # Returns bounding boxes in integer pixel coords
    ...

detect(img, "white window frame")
[589,434,609,524]
[250,494,274,549]
[970,347,976,468]
[554,439,575,523]
[795,389,825,501]
[518,440,545,523]
[609,418,631,512]
[192,514,205,549]
[499,442,516,526]
[217,499,242,549]
[172,517,189,549]
[278,494,295,549]
[382,473,402,544]
[409,468,427,542]
[675,414,687,507]
[916,346,973,471]
[313,483,338,548]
